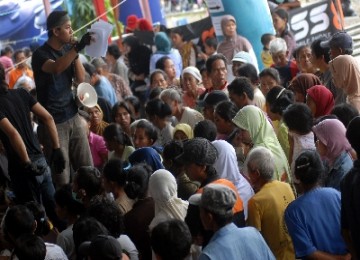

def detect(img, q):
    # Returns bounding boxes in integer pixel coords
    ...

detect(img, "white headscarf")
[149,169,189,229]
[181,66,202,83]
[212,140,254,219]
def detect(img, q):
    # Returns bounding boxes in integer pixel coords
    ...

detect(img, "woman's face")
[173,130,188,141]
[201,70,212,90]
[223,20,236,37]
[182,73,198,94]
[315,138,328,157]
[272,13,286,33]
[104,138,116,152]
[151,72,168,89]
[294,91,306,103]
[260,75,278,96]
[171,33,183,48]
[88,107,103,126]
[265,102,280,121]
[184,163,206,182]
[306,94,317,117]
[164,59,176,81]
[115,107,131,128]
[297,47,314,73]
[213,112,232,135]
[133,127,153,149]
[240,129,253,157]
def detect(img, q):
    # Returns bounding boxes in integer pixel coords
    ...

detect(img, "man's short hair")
[227,77,254,100]
[107,44,121,59]
[245,146,275,181]
[269,38,288,54]
[311,38,331,64]
[151,219,192,260]
[193,120,217,141]
[206,53,227,73]
[46,11,70,37]
[237,63,259,84]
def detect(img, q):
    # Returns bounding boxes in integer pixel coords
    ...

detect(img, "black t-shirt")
[32,43,78,124]
[0,89,42,167]
[341,160,360,257]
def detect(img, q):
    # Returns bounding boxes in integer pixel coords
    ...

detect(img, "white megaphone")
[76,82,98,108]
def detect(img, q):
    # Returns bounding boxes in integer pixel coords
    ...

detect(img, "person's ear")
[33,220,37,233]
[53,28,60,37]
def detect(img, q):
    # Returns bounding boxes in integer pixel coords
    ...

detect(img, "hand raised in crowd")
[74,32,94,52]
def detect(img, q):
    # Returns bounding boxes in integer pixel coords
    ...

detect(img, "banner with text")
[288,0,344,45]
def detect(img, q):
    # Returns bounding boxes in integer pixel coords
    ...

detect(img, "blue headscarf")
[129,147,164,172]
[154,32,171,54]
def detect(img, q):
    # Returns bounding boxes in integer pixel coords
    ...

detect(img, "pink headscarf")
[312,119,352,165]
[306,85,334,118]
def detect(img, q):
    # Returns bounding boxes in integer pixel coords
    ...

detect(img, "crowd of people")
[0,3,360,259]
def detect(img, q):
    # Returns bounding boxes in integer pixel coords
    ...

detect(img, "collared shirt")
[199,223,275,260]
[326,151,353,191]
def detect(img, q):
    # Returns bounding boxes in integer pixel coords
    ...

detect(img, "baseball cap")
[175,138,218,165]
[320,31,353,50]
[198,90,229,107]
[189,184,236,215]
[78,235,122,260]
[232,51,253,64]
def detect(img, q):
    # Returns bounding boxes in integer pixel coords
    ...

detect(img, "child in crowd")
[259,67,281,96]
[283,104,316,191]
[261,33,276,68]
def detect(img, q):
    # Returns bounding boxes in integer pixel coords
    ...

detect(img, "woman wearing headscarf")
[288,73,322,103]
[272,8,296,59]
[329,54,360,112]
[232,105,291,183]
[306,85,335,119]
[181,66,206,109]
[150,32,182,78]
[312,119,353,190]
[85,104,109,136]
[173,123,193,141]
[217,15,258,74]
[212,140,254,219]
[148,169,189,230]
[128,147,164,172]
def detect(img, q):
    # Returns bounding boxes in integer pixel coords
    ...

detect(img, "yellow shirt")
[261,50,273,68]
[247,180,295,260]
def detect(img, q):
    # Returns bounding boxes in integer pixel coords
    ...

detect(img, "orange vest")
[197,178,244,214]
